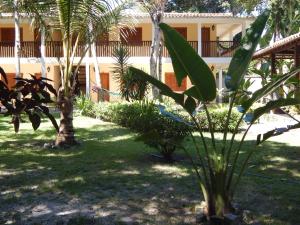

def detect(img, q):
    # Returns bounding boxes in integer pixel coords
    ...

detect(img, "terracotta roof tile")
[253,32,300,59]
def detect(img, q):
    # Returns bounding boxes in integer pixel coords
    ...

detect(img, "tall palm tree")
[23,0,129,146]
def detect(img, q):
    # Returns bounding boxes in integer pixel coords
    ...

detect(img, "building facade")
[0,12,254,101]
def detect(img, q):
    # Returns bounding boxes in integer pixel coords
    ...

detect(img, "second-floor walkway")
[0,41,239,59]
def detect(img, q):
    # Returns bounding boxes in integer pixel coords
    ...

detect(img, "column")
[242,22,246,37]
[85,45,90,97]
[295,45,300,98]
[41,26,46,78]
[197,23,202,56]
[218,69,223,103]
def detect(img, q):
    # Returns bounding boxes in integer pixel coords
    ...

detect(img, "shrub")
[195,107,241,132]
[74,95,95,117]
[112,45,149,101]
[94,100,190,162]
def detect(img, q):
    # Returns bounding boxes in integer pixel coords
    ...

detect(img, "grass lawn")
[0,115,299,225]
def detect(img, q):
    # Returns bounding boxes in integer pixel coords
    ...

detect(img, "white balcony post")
[197,23,202,56]
[242,22,246,37]
[218,69,223,103]
[41,26,46,78]
[85,45,90,97]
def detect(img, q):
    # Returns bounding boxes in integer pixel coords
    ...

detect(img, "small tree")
[129,10,300,222]
[112,45,148,101]
[23,0,130,147]
[0,67,58,132]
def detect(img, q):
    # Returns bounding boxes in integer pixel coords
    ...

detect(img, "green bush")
[195,107,241,132]
[74,95,95,117]
[94,100,190,162]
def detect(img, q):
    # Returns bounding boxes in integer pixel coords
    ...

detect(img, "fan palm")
[22,0,130,146]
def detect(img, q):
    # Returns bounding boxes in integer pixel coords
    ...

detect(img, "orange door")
[165,73,187,92]
[201,27,210,57]
[3,73,16,90]
[34,73,42,79]
[100,73,110,101]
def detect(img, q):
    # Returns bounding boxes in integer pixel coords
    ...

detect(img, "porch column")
[271,53,276,76]
[242,22,246,37]
[85,45,90,97]
[295,45,300,98]
[197,23,202,56]
[41,26,46,78]
[218,69,223,103]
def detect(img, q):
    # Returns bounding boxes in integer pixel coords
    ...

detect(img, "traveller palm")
[129,10,300,222]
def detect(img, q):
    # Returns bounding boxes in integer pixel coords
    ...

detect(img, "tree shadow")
[0,120,299,225]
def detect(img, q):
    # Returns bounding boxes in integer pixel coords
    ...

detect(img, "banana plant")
[129,10,300,222]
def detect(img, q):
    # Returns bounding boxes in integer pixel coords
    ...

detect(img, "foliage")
[74,95,94,117]
[112,45,149,101]
[21,0,128,146]
[195,107,241,133]
[80,99,190,162]
[0,67,58,132]
[129,10,300,222]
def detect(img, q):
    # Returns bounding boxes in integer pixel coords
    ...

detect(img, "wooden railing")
[202,41,239,57]
[0,41,238,58]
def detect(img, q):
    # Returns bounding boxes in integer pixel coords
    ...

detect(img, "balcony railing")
[0,41,238,58]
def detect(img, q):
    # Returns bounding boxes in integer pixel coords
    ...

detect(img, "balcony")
[0,41,238,58]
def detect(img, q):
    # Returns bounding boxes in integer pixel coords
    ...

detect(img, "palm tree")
[24,0,130,146]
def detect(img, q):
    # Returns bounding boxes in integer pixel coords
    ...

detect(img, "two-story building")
[0,12,254,101]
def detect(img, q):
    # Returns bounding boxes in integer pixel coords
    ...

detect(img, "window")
[165,73,187,92]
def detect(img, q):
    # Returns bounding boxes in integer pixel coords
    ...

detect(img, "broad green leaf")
[28,113,41,130]
[159,23,216,101]
[252,98,300,122]
[242,67,300,111]
[226,10,270,90]
[129,67,183,102]
[129,67,197,114]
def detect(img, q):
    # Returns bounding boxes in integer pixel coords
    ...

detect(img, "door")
[100,73,110,101]
[165,72,187,92]
[201,27,210,57]
[120,27,142,45]
[76,66,86,95]
[174,27,187,40]
[2,73,17,90]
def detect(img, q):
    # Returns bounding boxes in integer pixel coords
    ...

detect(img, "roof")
[253,32,300,59]
[0,12,254,20]
[128,12,254,19]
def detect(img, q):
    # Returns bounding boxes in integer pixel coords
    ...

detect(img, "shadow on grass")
[0,119,299,225]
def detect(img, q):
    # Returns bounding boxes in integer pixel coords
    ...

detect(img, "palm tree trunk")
[14,0,21,78]
[150,21,160,99]
[55,89,77,147]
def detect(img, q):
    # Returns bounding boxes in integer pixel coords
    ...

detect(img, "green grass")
[0,115,299,225]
